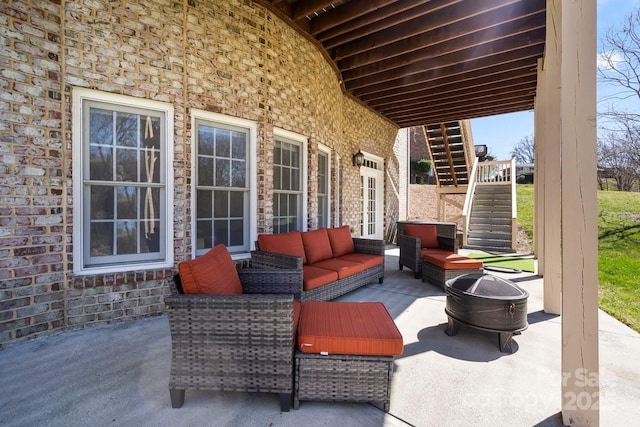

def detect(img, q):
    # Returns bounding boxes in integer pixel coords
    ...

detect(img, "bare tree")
[511,135,535,163]
[598,8,640,108]
[597,6,640,191]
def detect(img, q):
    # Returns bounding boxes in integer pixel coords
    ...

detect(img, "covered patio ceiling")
[256,0,546,128]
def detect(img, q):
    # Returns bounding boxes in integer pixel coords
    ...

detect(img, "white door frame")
[359,152,384,239]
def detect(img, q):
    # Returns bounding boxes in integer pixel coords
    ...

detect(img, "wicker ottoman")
[294,301,403,411]
[421,252,483,290]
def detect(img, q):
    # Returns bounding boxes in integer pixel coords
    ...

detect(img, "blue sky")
[470,0,640,160]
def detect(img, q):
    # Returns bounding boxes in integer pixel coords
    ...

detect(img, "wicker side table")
[294,352,395,411]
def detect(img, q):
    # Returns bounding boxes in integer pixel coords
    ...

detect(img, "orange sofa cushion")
[404,224,439,249]
[302,265,338,291]
[327,225,355,257]
[178,244,243,295]
[311,258,364,279]
[301,228,333,264]
[297,301,403,356]
[422,251,483,270]
[336,253,384,270]
[258,230,307,264]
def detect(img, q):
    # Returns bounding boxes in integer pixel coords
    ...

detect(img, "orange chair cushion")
[178,244,243,295]
[297,301,404,356]
[301,228,333,264]
[302,265,338,291]
[311,258,364,279]
[421,251,483,270]
[404,224,439,249]
[257,230,307,264]
[336,253,384,270]
[327,225,355,257]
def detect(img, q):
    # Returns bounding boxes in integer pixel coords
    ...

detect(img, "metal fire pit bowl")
[445,273,529,353]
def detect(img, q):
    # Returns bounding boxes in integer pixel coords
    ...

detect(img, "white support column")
[542,1,563,315]
[533,58,545,273]
[557,0,600,425]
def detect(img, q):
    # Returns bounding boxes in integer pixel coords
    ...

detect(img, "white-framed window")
[273,128,308,233]
[72,88,174,275]
[317,144,331,228]
[192,110,257,257]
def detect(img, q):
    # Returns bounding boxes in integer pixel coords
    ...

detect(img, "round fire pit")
[445,273,529,353]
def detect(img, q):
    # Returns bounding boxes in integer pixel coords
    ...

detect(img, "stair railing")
[462,158,517,249]
[461,156,479,247]
[510,156,518,251]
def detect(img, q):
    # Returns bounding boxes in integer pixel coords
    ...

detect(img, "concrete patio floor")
[1,246,639,427]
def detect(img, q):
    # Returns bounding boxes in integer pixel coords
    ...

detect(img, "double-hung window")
[72,89,174,274]
[193,111,256,256]
[273,129,307,233]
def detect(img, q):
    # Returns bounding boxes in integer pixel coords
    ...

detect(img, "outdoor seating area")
[167,235,399,412]
[1,245,638,427]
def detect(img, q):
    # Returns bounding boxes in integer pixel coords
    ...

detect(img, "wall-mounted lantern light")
[352,150,365,167]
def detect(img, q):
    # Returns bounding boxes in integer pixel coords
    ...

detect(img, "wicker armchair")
[165,267,301,412]
[397,221,458,278]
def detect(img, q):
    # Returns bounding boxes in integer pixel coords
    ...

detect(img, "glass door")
[359,165,383,239]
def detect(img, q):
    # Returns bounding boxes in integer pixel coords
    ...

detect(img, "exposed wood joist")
[256,0,546,127]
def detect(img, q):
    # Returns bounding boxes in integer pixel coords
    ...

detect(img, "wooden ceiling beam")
[342,35,544,96]
[334,3,546,71]
[360,60,539,105]
[391,100,534,126]
[319,0,456,48]
[386,93,534,120]
[290,0,341,22]
[306,0,399,34]
[332,0,523,61]
[393,103,534,128]
[376,80,537,115]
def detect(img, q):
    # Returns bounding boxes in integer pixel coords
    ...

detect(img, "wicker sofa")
[166,246,301,412]
[252,226,385,301]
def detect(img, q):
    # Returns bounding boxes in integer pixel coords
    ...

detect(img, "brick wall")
[0,0,400,346]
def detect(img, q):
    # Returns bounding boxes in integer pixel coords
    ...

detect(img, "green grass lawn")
[516,184,640,332]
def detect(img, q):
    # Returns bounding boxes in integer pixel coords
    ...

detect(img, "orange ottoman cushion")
[422,252,483,270]
[297,301,403,356]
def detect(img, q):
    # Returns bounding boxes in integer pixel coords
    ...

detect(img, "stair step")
[469,223,512,232]
[468,230,512,240]
[470,211,511,219]
[464,244,515,253]
[466,237,513,249]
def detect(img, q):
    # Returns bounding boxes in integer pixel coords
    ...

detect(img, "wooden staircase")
[465,184,515,252]
[423,122,473,188]
[422,121,517,252]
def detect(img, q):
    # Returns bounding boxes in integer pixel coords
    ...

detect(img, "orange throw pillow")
[403,224,439,249]
[257,230,307,264]
[327,225,355,257]
[301,228,333,264]
[178,244,243,295]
